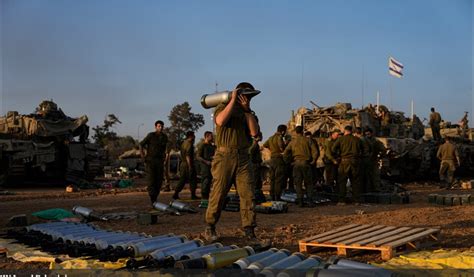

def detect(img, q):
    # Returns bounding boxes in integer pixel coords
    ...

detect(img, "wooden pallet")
[299,224,440,260]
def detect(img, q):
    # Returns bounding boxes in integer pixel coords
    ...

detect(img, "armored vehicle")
[287,102,474,180]
[0,100,103,185]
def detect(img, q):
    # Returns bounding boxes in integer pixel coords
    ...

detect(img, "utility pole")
[137,123,144,142]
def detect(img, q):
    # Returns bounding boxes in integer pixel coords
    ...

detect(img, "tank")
[0,100,104,185]
[286,101,474,181]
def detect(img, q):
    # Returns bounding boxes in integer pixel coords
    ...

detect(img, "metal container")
[181,244,237,260]
[107,234,174,250]
[172,243,222,261]
[169,200,197,213]
[72,206,108,221]
[200,90,261,109]
[127,235,187,257]
[326,257,393,277]
[247,249,291,272]
[277,256,323,277]
[233,248,279,269]
[152,201,181,216]
[148,239,203,262]
[203,246,255,270]
[259,252,306,277]
[94,234,149,250]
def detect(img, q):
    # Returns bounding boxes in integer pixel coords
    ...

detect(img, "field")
[1,180,473,269]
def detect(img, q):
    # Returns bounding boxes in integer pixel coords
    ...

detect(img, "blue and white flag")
[388,56,404,78]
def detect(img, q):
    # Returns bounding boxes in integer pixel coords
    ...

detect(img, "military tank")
[286,101,474,181]
[0,100,104,185]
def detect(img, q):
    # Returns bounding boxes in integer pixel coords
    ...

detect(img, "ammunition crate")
[137,212,158,225]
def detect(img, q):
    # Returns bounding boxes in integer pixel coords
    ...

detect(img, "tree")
[165,102,205,150]
[92,114,122,147]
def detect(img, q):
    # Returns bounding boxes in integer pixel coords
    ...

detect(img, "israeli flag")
[389,56,404,78]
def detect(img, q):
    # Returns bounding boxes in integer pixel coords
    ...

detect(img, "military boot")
[203,225,218,242]
[243,227,271,249]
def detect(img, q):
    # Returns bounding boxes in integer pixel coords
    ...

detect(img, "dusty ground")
[1,179,473,269]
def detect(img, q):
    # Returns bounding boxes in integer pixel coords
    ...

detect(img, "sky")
[1,0,472,141]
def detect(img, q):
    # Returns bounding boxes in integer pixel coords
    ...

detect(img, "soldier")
[323,129,340,192]
[204,82,260,243]
[437,136,460,188]
[283,126,318,207]
[305,131,320,190]
[354,127,370,193]
[363,128,385,192]
[284,134,295,193]
[429,107,442,141]
[249,132,265,203]
[140,120,168,206]
[331,125,362,204]
[197,131,216,206]
[173,131,199,200]
[263,125,287,200]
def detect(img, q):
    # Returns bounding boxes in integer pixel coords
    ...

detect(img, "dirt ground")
[1,179,473,269]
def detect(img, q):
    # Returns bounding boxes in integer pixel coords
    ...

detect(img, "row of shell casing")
[19,222,392,276]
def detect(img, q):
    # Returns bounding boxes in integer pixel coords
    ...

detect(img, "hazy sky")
[1,0,472,141]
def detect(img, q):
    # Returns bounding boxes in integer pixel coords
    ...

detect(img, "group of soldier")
[264,123,387,207]
[138,82,467,242]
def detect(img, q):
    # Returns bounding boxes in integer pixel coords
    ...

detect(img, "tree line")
[92,102,204,158]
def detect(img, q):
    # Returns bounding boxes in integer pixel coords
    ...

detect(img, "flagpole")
[389,75,393,111]
[361,65,365,108]
[411,99,414,120]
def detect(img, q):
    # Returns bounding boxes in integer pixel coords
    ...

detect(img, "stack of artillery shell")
[429,193,472,206]
[224,193,241,212]
[8,222,394,276]
[280,191,331,205]
[358,192,410,204]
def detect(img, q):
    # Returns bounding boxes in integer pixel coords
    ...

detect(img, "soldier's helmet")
[37,100,58,115]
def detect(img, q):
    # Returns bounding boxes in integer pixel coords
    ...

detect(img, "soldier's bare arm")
[215,89,238,126]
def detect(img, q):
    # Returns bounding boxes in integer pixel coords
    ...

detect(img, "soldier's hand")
[231,88,239,102]
[238,94,251,112]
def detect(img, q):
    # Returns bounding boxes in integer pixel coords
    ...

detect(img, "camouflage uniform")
[263,133,286,200]
[205,104,256,228]
[430,111,442,141]
[331,134,362,202]
[437,141,460,186]
[323,138,338,190]
[197,142,216,199]
[174,139,198,199]
[140,131,168,204]
[283,134,318,205]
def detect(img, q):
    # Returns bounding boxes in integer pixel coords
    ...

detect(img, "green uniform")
[331,134,362,202]
[364,136,385,192]
[249,140,264,199]
[263,133,286,200]
[309,137,320,187]
[430,112,442,141]
[206,104,255,228]
[140,131,168,204]
[198,142,216,199]
[174,139,198,198]
[437,141,459,186]
[323,138,338,190]
[283,134,318,204]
